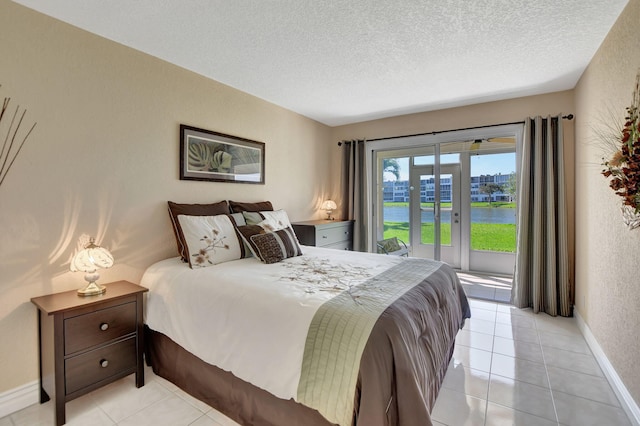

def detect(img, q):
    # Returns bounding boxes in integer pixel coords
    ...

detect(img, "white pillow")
[243,209,292,230]
[257,216,286,232]
[177,214,243,268]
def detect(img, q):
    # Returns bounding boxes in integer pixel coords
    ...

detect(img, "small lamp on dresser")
[321,199,337,220]
[69,237,114,296]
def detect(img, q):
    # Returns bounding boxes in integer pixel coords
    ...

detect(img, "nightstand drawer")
[317,226,351,246]
[64,302,136,355]
[65,336,137,395]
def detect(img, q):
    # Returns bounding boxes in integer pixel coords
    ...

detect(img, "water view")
[383,205,516,224]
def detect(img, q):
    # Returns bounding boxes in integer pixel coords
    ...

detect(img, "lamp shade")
[321,200,337,211]
[70,238,113,296]
[70,239,114,272]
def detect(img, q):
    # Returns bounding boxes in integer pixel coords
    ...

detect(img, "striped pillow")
[237,225,302,264]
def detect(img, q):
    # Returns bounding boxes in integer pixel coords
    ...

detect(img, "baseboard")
[575,309,640,426]
[0,380,39,419]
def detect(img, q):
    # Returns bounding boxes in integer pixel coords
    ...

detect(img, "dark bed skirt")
[144,326,335,426]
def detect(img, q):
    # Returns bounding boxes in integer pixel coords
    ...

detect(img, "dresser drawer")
[65,336,137,395]
[292,220,353,250]
[64,302,136,355]
[317,225,351,246]
[323,240,353,250]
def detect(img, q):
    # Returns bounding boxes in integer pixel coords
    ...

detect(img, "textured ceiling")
[12,0,628,126]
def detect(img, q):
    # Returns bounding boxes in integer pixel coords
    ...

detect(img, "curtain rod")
[337,114,574,145]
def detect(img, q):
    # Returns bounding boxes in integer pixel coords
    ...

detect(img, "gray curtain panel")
[512,116,572,316]
[341,139,368,251]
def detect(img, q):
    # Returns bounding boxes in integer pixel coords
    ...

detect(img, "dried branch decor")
[601,70,640,229]
[0,85,37,188]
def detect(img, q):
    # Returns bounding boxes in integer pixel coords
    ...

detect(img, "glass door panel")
[378,156,411,248]
[411,164,460,268]
[437,173,453,247]
[468,151,516,274]
[419,173,435,246]
[417,173,452,246]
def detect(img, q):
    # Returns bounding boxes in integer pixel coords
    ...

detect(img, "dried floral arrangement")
[601,70,640,229]
[0,85,37,188]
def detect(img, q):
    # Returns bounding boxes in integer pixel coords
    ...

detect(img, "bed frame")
[145,325,456,426]
[145,326,335,425]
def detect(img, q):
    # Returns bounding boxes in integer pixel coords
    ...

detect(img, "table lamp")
[70,237,114,296]
[321,200,337,220]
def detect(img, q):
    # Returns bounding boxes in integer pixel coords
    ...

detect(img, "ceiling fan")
[468,136,515,150]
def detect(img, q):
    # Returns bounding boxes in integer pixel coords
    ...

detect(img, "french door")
[409,164,461,268]
[370,123,522,276]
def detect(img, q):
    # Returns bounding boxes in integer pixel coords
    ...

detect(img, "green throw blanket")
[297,258,443,426]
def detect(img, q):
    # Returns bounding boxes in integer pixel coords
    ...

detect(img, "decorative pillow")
[246,227,303,264]
[378,237,401,254]
[228,212,246,226]
[228,213,251,258]
[235,225,268,258]
[243,209,293,229]
[256,216,285,232]
[168,201,230,261]
[229,200,274,213]
[177,214,244,268]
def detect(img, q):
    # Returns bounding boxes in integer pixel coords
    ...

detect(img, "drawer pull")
[322,235,327,238]
[100,359,109,368]
[100,323,109,331]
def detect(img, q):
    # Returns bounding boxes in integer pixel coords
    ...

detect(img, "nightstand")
[292,220,354,250]
[31,281,148,426]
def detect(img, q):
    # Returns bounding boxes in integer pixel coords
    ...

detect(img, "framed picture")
[180,124,265,184]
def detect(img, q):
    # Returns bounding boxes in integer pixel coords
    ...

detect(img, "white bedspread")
[142,246,404,401]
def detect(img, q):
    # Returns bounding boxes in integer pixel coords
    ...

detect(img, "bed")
[142,202,470,426]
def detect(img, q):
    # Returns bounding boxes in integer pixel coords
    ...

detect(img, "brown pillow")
[234,225,267,258]
[168,201,230,261]
[250,227,302,264]
[236,225,302,263]
[228,200,274,213]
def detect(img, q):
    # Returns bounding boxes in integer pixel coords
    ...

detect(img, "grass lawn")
[383,221,516,252]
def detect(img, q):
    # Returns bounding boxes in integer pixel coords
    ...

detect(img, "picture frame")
[180,124,265,184]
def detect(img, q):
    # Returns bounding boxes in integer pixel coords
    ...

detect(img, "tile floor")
[1,298,633,426]
[457,272,513,303]
[431,298,632,426]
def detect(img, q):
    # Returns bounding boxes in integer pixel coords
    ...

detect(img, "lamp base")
[77,282,106,297]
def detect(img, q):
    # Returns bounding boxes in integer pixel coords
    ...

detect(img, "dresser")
[31,281,147,426]
[292,220,354,250]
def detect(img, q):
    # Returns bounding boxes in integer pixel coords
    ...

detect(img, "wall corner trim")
[575,309,640,426]
[0,380,39,419]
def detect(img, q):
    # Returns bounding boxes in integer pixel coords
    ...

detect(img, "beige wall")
[574,0,640,405]
[0,1,332,393]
